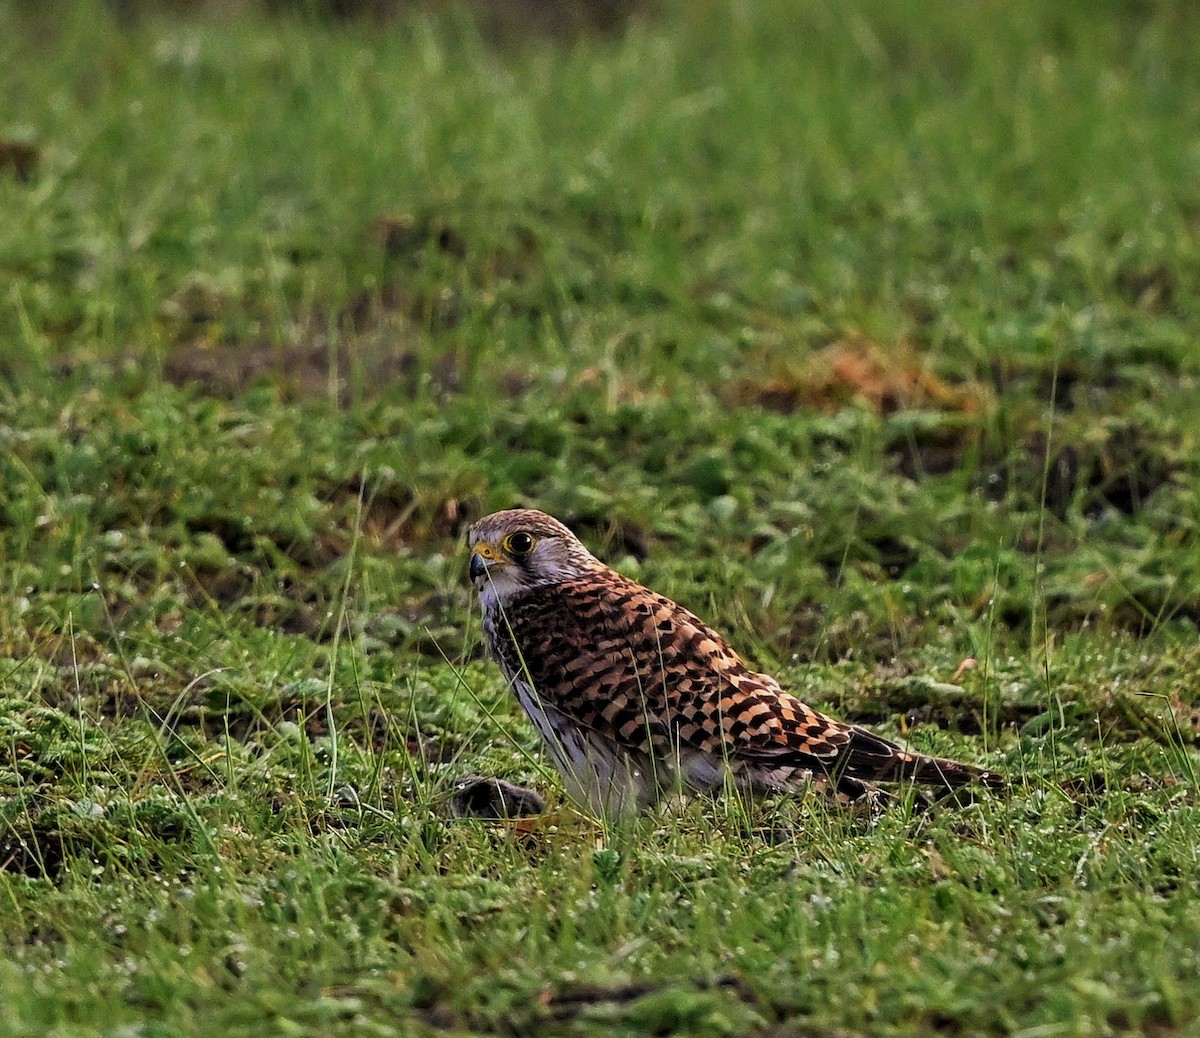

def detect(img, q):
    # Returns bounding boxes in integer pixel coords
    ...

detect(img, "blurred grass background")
[1,0,1199,1034]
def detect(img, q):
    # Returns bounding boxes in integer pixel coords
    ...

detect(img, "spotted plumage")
[469,508,1003,818]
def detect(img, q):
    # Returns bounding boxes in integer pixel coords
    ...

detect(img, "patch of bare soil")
[158,212,543,402]
[106,0,652,37]
[889,421,981,480]
[160,336,450,405]
[0,820,65,879]
[1114,263,1177,312]
[0,137,39,182]
[315,478,476,552]
[731,338,988,418]
[988,422,1178,520]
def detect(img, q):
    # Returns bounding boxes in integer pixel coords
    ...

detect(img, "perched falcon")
[469,508,1002,818]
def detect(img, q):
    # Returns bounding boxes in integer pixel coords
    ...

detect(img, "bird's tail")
[887,749,1005,790]
[840,725,1004,791]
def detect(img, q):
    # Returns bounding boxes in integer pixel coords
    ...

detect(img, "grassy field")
[2,0,1200,1034]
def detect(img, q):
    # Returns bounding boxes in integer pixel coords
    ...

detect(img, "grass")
[1,0,1199,1033]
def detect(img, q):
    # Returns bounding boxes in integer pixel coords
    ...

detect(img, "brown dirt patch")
[160,336,455,404]
[0,138,39,182]
[732,338,988,417]
[888,421,981,479]
[988,422,1178,520]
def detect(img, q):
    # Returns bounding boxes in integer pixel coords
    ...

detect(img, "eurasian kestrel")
[469,508,1002,818]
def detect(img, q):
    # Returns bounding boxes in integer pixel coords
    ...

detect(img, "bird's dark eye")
[503,532,537,556]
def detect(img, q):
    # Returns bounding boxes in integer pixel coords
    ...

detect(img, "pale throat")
[477,578,512,614]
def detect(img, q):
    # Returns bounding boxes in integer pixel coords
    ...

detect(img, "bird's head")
[467,509,598,606]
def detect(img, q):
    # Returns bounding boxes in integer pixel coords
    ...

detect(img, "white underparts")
[510,678,653,819]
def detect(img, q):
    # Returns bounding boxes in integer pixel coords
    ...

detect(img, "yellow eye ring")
[503,532,537,556]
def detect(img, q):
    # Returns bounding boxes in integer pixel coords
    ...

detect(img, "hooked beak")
[469,542,503,583]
